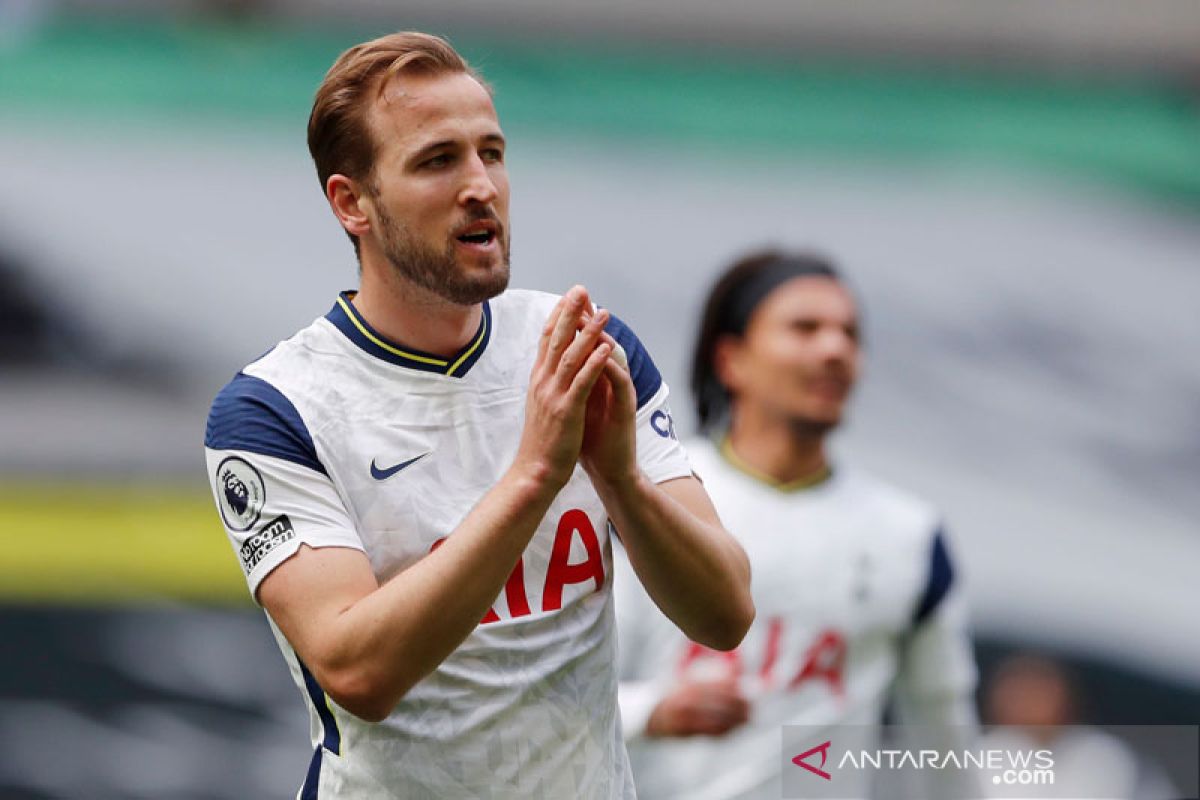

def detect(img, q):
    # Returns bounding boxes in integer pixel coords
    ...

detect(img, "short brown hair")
[307,31,483,254]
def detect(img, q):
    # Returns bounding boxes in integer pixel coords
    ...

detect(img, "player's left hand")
[579,309,637,489]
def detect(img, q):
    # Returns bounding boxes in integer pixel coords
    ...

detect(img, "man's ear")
[326,174,372,239]
[713,335,746,393]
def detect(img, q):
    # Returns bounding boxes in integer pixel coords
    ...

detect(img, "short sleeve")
[204,373,363,600]
[604,314,692,485]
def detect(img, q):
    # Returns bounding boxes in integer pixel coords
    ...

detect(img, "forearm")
[596,473,753,650]
[896,593,979,730]
[897,687,979,729]
[304,468,558,719]
[896,599,983,798]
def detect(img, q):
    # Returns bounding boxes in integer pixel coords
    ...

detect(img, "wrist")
[589,466,647,505]
[505,459,569,503]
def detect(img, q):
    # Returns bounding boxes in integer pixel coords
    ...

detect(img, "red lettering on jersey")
[787,629,846,695]
[677,642,742,681]
[542,509,605,611]
[759,616,783,686]
[430,537,530,624]
[673,622,845,696]
[503,555,532,618]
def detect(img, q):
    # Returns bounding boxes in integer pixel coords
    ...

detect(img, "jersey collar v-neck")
[325,290,492,377]
[718,436,834,493]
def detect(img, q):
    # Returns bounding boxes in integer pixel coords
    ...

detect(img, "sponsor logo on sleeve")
[240,514,296,573]
[650,409,677,440]
[215,456,266,532]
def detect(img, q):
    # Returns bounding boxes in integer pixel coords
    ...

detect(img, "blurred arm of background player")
[893,587,979,730]
[893,585,987,800]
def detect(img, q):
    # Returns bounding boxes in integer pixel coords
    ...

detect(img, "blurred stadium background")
[2,1,1198,797]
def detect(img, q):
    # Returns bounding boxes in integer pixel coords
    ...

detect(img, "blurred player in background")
[204,31,752,798]
[615,250,979,799]
[982,653,1179,798]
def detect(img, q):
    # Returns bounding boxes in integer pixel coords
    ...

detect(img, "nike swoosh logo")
[370,452,431,481]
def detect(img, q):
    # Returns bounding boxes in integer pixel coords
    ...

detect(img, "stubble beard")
[375,203,511,306]
[786,414,841,440]
[785,394,850,439]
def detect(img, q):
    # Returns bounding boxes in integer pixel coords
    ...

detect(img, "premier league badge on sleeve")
[215,456,266,532]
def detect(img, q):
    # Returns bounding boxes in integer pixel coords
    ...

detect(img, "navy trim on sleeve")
[604,313,663,410]
[913,528,954,626]
[205,373,325,474]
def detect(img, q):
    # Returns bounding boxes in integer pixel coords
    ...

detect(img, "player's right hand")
[514,285,612,490]
[645,679,751,738]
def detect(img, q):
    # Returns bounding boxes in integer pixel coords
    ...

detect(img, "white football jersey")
[615,437,978,800]
[204,289,692,799]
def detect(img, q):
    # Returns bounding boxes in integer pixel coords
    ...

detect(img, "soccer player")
[203,32,752,799]
[615,251,979,799]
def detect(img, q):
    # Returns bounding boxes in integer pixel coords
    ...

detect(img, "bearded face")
[354,71,513,306]
[374,198,510,305]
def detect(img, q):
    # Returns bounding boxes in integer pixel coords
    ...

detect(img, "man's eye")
[481,148,504,163]
[424,154,451,168]
[792,320,819,335]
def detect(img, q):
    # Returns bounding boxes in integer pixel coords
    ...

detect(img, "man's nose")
[459,154,499,205]
[816,327,855,360]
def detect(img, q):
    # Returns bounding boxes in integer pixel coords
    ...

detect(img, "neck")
[353,259,482,357]
[725,406,830,487]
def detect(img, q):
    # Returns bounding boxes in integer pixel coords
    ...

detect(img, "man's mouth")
[455,220,500,247]
[808,372,852,397]
[458,231,495,244]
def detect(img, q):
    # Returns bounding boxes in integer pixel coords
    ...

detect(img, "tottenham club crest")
[216,456,266,532]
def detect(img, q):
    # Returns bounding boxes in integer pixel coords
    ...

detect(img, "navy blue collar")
[325,291,492,377]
